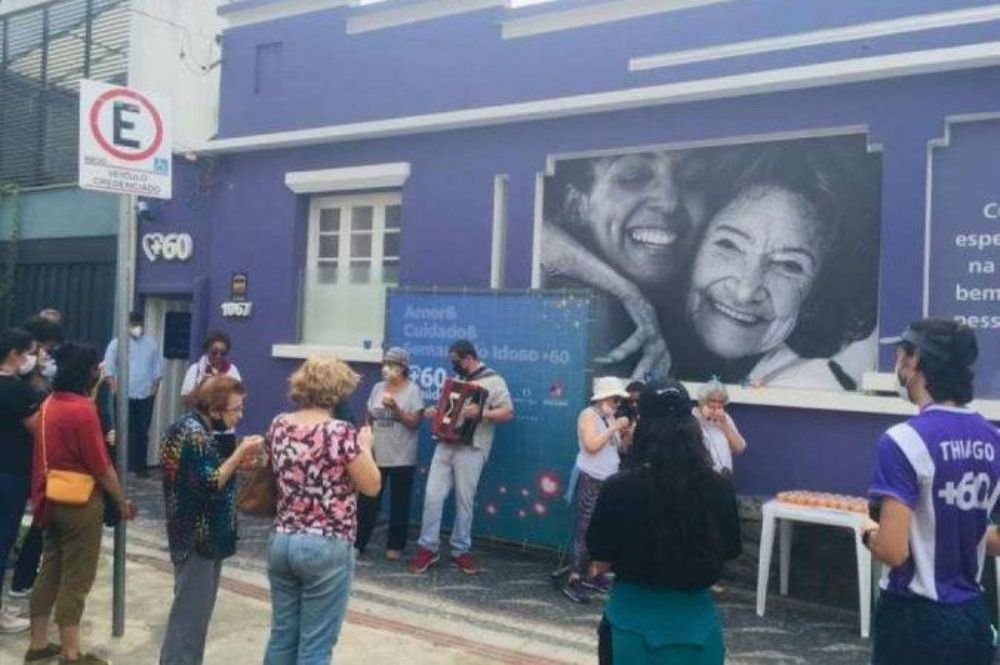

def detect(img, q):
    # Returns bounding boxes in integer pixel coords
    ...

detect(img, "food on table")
[775,490,867,513]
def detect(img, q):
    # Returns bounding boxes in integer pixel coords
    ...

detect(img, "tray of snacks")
[775,490,868,514]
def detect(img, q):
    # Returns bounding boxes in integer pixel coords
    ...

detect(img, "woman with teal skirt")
[586,380,742,665]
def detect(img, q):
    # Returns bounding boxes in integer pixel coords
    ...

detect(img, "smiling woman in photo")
[676,140,881,389]
[541,151,707,379]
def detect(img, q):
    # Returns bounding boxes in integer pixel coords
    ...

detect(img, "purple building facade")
[137,0,1000,501]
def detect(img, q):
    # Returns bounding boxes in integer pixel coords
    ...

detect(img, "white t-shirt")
[575,407,621,481]
[694,407,741,473]
[181,357,242,397]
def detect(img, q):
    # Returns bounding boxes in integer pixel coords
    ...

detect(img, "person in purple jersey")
[863,318,1000,665]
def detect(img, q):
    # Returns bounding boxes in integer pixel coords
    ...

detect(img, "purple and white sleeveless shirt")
[869,405,1000,604]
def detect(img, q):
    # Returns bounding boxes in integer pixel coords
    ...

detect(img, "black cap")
[625,380,645,393]
[638,379,693,418]
[880,318,978,365]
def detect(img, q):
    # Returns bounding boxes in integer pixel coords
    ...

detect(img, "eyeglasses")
[209,348,229,358]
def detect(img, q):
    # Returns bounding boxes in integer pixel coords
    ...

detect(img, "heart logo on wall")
[141,233,163,262]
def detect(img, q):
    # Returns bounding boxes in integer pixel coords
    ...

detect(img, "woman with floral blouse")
[263,356,380,665]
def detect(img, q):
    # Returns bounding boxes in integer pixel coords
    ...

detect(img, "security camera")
[136,200,155,223]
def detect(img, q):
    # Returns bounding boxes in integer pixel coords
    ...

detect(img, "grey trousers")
[160,554,223,665]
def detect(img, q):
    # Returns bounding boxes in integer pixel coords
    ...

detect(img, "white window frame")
[275,192,402,361]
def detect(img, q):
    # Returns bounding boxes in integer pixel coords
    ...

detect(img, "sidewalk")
[0,478,873,665]
[0,537,593,665]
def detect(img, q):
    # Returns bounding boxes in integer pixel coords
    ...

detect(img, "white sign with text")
[78,79,172,199]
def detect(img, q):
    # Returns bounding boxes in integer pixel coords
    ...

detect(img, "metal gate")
[1,235,116,347]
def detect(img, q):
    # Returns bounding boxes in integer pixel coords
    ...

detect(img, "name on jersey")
[939,439,996,462]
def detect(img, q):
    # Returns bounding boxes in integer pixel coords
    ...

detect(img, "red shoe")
[409,548,440,574]
[452,552,481,575]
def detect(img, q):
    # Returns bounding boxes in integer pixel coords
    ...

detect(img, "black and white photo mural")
[539,134,883,390]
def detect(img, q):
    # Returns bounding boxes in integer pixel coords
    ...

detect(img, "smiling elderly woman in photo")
[677,140,881,390]
[541,151,707,379]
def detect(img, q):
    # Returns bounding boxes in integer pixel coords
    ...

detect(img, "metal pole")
[112,193,135,637]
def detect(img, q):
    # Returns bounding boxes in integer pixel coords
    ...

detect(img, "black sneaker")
[581,573,612,594]
[561,579,591,604]
[24,643,60,663]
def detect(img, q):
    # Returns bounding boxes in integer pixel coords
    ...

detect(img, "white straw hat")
[590,376,629,403]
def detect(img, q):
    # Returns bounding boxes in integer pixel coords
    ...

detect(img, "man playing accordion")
[409,339,514,575]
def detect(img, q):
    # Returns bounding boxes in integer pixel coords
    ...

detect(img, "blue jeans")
[264,532,355,665]
[417,444,487,557]
[0,472,29,605]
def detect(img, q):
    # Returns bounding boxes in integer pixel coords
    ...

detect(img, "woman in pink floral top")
[263,357,380,665]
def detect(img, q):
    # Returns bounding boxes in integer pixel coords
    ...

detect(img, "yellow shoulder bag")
[40,400,96,505]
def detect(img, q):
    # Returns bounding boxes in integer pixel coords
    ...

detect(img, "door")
[144,297,192,467]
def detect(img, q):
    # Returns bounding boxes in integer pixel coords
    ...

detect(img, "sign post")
[79,79,172,637]
[110,194,134,638]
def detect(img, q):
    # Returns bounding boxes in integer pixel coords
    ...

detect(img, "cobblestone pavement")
[129,472,871,664]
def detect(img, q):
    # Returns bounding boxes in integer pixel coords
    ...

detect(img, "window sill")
[271,343,383,364]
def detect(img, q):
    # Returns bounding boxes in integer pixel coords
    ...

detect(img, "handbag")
[40,400,97,505]
[236,461,277,517]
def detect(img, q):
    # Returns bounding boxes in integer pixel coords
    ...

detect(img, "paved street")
[0,472,868,665]
[133,474,870,664]
[0,475,873,664]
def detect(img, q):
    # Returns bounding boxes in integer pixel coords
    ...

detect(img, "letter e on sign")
[78,79,172,199]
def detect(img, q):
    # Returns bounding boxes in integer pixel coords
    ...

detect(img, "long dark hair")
[631,403,720,564]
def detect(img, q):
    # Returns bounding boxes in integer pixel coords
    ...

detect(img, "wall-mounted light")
[136,200,155,223]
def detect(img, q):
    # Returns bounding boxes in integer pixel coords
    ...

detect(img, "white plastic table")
[756,499,1000,639]
[755,499,876,638]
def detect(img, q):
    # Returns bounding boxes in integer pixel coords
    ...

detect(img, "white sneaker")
[0,606,29,633]
[7,587,30,599]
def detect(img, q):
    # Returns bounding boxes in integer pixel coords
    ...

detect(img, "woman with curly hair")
[263,356,380,665]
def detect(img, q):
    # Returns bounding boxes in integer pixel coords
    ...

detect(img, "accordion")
[432,378,489,445]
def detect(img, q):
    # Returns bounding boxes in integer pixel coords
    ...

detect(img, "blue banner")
[386,289,592,549]
[929,120,1000,398]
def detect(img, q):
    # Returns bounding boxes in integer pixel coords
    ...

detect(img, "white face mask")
[18,354,37,376]
[382,364,404,381]
[129,326,143,339]
[40,356,57,380]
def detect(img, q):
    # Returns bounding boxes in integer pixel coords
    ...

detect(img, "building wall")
[145,65,1000,496]
[215,0,1000,136]
[128,0,225,149]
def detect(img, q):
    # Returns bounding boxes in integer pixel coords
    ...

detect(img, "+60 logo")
[937,472,1000,512]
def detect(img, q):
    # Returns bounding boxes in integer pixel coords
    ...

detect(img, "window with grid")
[304,193,401,347]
